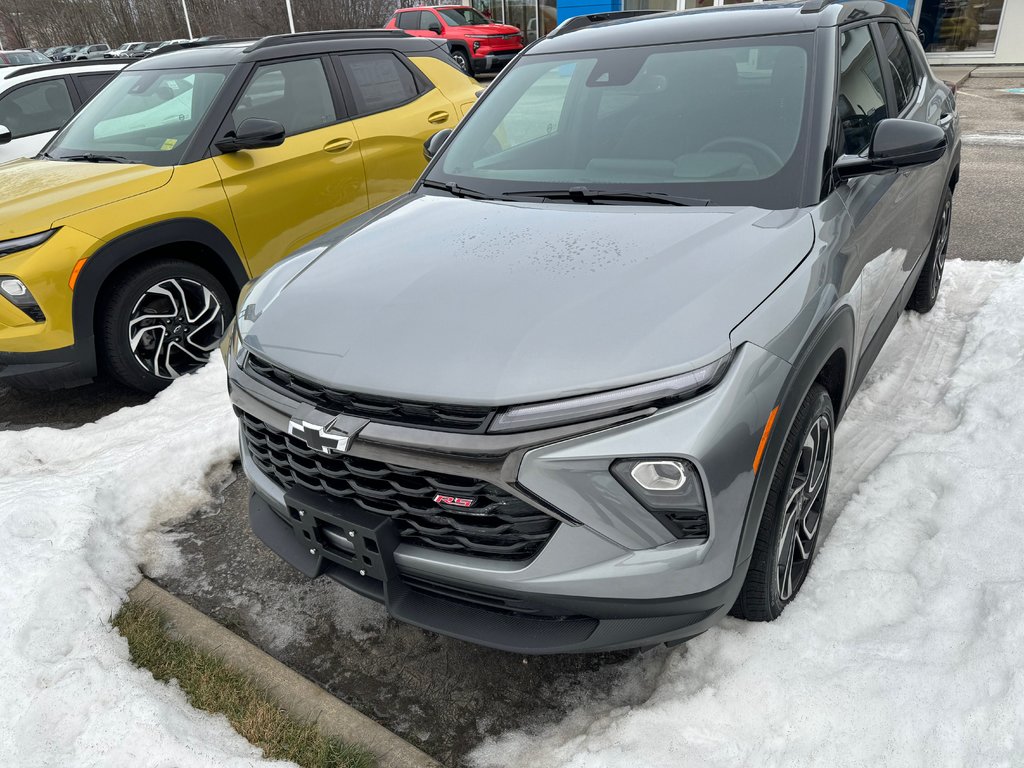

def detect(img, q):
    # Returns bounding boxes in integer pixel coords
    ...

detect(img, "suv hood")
[0,158,173,240]
[243,194,812,406]
[452,23,520,35]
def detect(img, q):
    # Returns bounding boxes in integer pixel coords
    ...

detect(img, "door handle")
[427,111,450,124]
[323,137,353,153]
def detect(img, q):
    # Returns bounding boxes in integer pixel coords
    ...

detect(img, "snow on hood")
[469,258,1024,767]
[242,194,812,405]
[0,158,173,240]
[0,363,282,766]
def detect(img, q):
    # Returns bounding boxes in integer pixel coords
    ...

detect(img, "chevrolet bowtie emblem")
[287,419,351,455]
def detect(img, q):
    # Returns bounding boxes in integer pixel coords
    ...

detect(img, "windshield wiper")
[421,179,494,200]
[503,186,710,207]
[58,153,135,164]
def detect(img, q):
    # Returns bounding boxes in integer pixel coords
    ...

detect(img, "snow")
[0,361,290,767]
[471,259,1024,768]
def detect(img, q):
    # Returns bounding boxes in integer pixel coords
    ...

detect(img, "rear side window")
[0,79,74,138]
[339,53,420,116]
[837,25,888,154]
[74,72,115,102]
[877,22,917,113]
[232,58,337,136]
[395,11,420,30]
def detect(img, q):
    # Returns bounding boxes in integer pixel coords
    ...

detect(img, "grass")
[113,601,376,768]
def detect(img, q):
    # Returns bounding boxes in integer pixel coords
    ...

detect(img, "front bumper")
[474,51,518,72]
[229,343,791,653]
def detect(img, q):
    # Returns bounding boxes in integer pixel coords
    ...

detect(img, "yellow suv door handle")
[323,137,353,153]
[427,111,450,124]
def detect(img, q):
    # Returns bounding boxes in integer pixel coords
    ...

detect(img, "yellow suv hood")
[0,158,173,240]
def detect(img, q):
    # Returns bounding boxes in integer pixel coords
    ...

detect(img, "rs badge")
[433,494,476,508]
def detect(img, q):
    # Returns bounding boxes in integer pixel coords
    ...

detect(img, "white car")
[0,60,125,164]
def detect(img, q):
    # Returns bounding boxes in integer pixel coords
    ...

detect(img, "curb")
[128,578,441,768]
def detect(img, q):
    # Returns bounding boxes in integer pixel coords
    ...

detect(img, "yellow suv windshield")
[47,66,230,166]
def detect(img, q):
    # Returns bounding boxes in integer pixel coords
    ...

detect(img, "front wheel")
[732,384,834,621]
[908,187,952,314]
[450,48,473,76]
[99,259,231,393]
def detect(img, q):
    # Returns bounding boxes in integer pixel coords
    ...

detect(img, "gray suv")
[224,0,959,653]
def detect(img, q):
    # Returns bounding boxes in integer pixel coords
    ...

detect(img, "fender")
[69,218,249,375]
[734,306,855,569]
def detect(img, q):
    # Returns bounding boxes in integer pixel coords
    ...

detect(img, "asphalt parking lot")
[2,74,1021,766]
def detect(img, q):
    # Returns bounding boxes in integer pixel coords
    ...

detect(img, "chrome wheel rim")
[127,278,225,380]
[776,413,832,602]
[931,198,951,299]
[452,52,469,71]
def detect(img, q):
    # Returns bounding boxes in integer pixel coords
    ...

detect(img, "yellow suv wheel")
[99,259,231,392]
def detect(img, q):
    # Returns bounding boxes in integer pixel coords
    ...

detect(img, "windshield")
[46,66,229,166]
[431,35,813,208]
[437,7,490,25]
[3,51,50,65]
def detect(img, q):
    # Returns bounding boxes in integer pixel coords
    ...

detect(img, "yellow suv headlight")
[0,229,58,257]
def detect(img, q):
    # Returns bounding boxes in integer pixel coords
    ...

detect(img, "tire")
[99,258,231,393]
[450,47,473,76]
[732,384,834,621]
[908,186,952,314]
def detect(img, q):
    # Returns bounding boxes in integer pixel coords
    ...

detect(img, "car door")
[334,51,457,208]
[0,77,76,163]
[212,56,369,278]
[833,22,917,353]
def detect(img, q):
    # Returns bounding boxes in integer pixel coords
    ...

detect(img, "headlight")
[489,353,732,433]
[0,229,58,257]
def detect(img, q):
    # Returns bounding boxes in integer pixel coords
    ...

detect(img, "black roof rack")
[548,10,660,37]
[1,58,125,80]
[243,29,410,52]
[800,0,837,13]
[148,38,253,57]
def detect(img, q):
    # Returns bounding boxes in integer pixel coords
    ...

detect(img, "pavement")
[2,68,1022,767]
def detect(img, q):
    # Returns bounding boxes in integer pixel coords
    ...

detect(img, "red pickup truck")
[385,5,523,76]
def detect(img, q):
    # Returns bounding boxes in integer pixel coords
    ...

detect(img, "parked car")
[0,61,126,164]
[75,44,112,60]
[132,42,164,58]
[43,46,72,60]
[54,45,89,62]
[0,50,52,67]
[0,31,478,391]
[386,5,522,74]
[108,42,147,58]
[225,0,960,654]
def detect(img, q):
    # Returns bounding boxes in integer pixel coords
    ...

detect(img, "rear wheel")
[733,384,834,621]
[99,259,231,393]
[908,187,952,314]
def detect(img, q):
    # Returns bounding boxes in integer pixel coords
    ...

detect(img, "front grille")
[242,413,557,560]
[245,355,494,433]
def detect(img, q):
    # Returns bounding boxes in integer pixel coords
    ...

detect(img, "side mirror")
[0,125,11,145]
[423,128,453,160]
[215,118,286,153]
[834,118,946,181]
[427,24,443,34]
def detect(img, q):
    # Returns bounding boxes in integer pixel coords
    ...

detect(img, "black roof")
[129,30,447,70]
[535,1,908,53]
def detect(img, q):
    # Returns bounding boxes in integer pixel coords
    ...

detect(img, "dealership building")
[480,0,1021,66]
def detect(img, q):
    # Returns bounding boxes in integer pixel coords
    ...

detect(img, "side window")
[396,12,418,30]
[339,53,421,116]
[878,22,917,113]
[74,73,115,102]
[423,11,443,32]
[231,58,337,137]
[0,79,74,139]
[837,25,888,155]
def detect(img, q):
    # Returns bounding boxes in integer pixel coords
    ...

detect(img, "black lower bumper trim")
[250,489,733,653]
[0,339,97,389]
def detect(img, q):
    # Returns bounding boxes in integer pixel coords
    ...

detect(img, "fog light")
[630,460,687,491]
[0,278,27,297]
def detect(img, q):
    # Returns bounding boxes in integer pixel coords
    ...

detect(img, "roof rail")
[148,38,253,57]
[548,10,660,38]
[1,58,126,80]
[800,0,837,13]
[243,29,410,52]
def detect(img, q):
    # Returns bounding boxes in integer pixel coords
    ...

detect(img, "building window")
[918,0,1005,54]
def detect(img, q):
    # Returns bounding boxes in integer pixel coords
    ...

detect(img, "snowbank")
[471,259,1024,768]
[0,361,290,766]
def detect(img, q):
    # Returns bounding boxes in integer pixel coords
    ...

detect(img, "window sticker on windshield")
[160,138,178,151]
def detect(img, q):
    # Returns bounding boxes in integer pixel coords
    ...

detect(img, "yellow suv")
[0,32,478,391]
